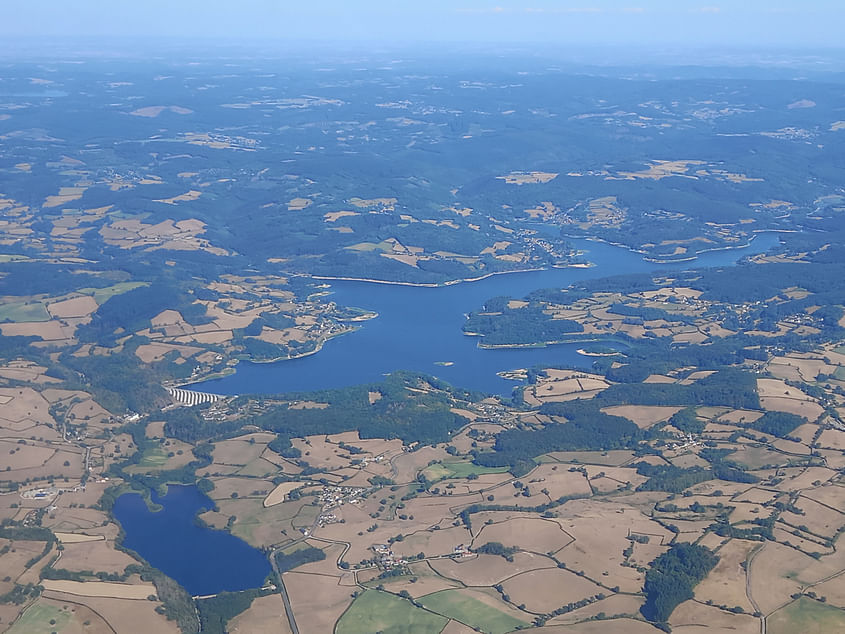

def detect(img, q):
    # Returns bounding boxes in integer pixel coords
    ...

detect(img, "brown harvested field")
[667,452,709,469]
[292,542,347,577]
[430,552,554,586]
[289,400,330,411]
[378,563,462,598]
[791,423,820,445]
[47,295,98,318]
[497,171,558,185]
[812,576,845,609]
[758,378,823,418]
[434,473,513,496]
[770,355,836,382]
[313,507,408,563]
[41,579,156,600]
[667,519,713,544]
[727,501,769,524]
[728,446,790,469]
[548,594,643,625]
[818,449,845,470]
[292,436,356,471]
[12,446,84,480]
[130,105,192,117]
[584,465,646,487]
[392,526,473,559]
[771,437,810,455]
[206,476,271,501]
[284,571,354,633]
[473,517,574,555]
[669,600,759,633]
[502,567,603,613]
[600,405,682,429]
[780,466,838,491]
[536,617,661,633]
[748,542,811,613]
[228,595,293,634]
[695,539,758,612]
[0,440,55,468]
[212,497,315,549]
[440,619,477,634]
[772,527,827,556]
[58,540,139,574]
[818,429,845,450]
[0,387,54,425]
[233,457,278,479]
[543,450,636,466]
[542,377,609,397]
[399,493,486,528]
[44,186,87,208]
[0,361,54,384]
[554,500,672,593]
[135,342,202,363]
[175,330,232,345]
[733,487,779,504]
[760,396,824,420]
[717,409,765,424]
[287,197,312,211]
[154,190,202,205]
[0,539,47,592]
[643,373,676,384]
[41,590,180,633]
[391,446,452,483]
[54,532,105,544]
[263,481,307,507]
[516,463,593,499]
[211,434,273,466]
[782,495,844,538]
[324,210,359,222]
[804,483,845,509]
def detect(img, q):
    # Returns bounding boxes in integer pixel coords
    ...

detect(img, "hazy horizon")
[3,1,845,50]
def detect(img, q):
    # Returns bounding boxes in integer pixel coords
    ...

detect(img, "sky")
[2,1,843,49]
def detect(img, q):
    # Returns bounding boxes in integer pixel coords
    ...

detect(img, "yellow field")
[41,579,156,600]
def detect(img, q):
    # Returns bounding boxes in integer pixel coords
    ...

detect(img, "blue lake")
[117,235,780,595]
[193,234,781,397]
[112,485,271,596]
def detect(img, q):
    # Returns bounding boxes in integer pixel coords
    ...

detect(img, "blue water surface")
[112,485,271,596]
[193,235,781,397]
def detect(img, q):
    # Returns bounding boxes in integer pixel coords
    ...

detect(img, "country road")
[746,544,765,634]
[270,552,299,634]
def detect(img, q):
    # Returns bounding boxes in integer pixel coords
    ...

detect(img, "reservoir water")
[112,485,271,596]
[115,235,780,596]
[193,235,782,397]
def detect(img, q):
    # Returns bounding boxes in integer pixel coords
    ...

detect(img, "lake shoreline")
[311,262,595,288]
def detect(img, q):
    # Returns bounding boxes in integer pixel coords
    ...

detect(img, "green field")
[0,301,50,322]
[6,601,72,634]
[422,460,509,482]
[336,590,448,634]
[768,597,845,634]
[420,589,527,634]
[0,282,147,325]
[138,447,169,468]
[346,240,394,253]
[82,281,149,305]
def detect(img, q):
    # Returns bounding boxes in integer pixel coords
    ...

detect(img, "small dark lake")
[112,485,271,596]
[192,234,782,396]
